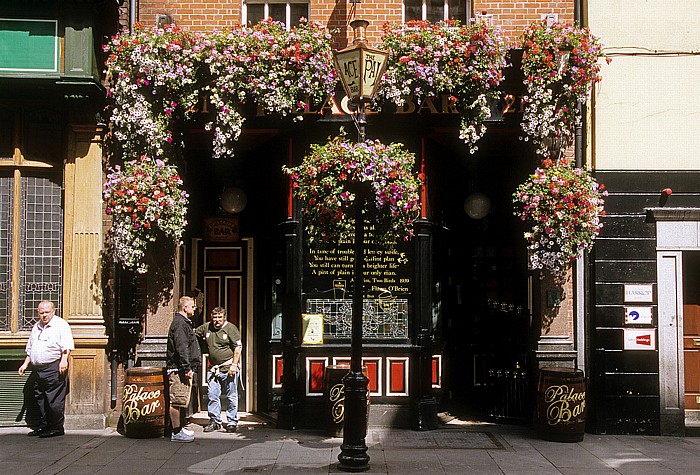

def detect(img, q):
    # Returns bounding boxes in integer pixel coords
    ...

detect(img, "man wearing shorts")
[166,296,201,442]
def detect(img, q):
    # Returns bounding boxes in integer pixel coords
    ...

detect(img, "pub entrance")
[427,129,534,423]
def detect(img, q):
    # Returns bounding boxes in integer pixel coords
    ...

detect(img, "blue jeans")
[207,370,239,426]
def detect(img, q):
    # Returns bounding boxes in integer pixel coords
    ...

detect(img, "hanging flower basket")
[378,20,508,153]
[519,21,609,158]
[513,158,607,275]
[103,23,201,158]
[283,131,423,245]
[205,19,337,158]
[104,155,189,273]
[103,20,337,160]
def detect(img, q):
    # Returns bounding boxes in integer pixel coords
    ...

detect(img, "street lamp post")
[332,19,388,473]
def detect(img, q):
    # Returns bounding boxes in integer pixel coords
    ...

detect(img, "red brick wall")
[474,1,574,43]
[137,1,241,30]
[134,1,574,45]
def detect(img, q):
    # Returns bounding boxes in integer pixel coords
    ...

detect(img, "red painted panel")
[275,357,283,386]
[431,358,438,386]
[390,360,405,393]
[364,361,378,392]
[205,248,241,270]
[226,278,240,327]
[309,361,325,393]
[205,277,220,318]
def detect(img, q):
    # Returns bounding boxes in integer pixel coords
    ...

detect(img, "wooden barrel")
[122,367,166,438]
[324,365,350,437]
[323,364,370,437]
[536,367,587,442]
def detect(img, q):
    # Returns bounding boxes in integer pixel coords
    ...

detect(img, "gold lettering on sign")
[544,384,586,426]
[122,384,163,425]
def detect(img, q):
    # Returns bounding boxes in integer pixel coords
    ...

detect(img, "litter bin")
[122,367,166,438]
[536,367,586,442]
[323,364,370,437]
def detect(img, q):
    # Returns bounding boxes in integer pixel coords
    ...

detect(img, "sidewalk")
[1,414,699,474]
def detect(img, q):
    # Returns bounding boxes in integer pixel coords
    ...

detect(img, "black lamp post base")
[338,370,370,472]
[338,443,370,472]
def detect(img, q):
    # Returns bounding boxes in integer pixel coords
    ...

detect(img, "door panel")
[684,252,700,413]
[684,304,700,410]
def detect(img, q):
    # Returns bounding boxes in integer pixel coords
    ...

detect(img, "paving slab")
[2,415,700,474]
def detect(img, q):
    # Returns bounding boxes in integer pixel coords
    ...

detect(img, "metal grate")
[20,175,63,329]
[0,176,13,330]
[0,367,32,425]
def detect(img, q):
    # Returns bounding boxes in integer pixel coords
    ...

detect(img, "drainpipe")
[574,0,587,376]
[130,0,137,32]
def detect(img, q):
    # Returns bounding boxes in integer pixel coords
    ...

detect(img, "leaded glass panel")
[0,176,12,330]
[20,175,62,330]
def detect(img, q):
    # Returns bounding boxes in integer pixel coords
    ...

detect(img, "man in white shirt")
[18,301,75,438]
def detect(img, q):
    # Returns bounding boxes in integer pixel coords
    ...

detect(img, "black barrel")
[122,367,166,438]
[536,367,586,442]
[324,364,350,437]
[323,364,370,437]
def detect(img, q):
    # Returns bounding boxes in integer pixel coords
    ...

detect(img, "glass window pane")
[289,4,308,28]
[269,4,286,25]
[0,107,12,161]
[427,0,444,22]
[23,109,62,164]
[20,175,62,330]
[448,0,468,23]
[247,5,265,26]
[0,175,13,331]
[405,0,422,21]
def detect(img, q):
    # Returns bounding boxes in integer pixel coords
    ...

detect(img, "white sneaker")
[171,430,194,443]
[181,427,194,437]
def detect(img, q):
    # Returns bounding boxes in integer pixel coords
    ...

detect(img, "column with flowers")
[514,21,609,369]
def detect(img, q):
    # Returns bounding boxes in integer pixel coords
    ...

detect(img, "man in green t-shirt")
[195,307,242,433]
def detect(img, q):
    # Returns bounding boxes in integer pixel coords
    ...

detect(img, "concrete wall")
[588,0,700,170]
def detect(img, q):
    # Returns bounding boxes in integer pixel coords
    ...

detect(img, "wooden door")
[684,254,700,412]
[197,242,250,411]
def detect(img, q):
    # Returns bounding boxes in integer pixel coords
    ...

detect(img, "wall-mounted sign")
[624,284,653,303]
[623,329,656,350]
[625,307,653,325]
[302,313,324,345]
[203,217,239,242]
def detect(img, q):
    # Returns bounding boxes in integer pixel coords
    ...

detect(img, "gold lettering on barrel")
[329,382,345,424]
[544,384,586,426]
[122,384,163,425]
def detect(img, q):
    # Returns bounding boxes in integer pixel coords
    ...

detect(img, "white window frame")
[402,0,472,23]
[243,0,309,31]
